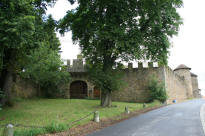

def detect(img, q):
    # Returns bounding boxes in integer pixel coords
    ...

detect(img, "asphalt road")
[88,99,205,136]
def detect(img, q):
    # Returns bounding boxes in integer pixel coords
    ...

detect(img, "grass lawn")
[0,99,161,135]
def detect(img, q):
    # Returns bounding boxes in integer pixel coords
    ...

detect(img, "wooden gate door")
[70,81,88,98]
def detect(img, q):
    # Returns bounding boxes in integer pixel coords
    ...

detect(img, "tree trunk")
[100,42,115,107]
[101,91,112,107]
[1,70,13,106]
[0,50,16,106]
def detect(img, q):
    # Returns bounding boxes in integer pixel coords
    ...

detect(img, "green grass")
[0,99,161,135]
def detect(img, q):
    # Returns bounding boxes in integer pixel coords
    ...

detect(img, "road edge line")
[200,103,205,135]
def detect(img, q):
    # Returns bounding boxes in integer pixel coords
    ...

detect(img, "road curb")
[200,103,205,135]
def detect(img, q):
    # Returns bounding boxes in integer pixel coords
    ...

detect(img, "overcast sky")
[47,0,205,94]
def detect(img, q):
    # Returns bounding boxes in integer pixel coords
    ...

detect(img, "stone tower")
[174,64,193,98]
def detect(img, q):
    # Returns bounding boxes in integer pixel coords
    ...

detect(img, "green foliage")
[87,64,125,93]
[14,128,46,136]
[21,45,70,98]
[59,0,183,64]
[13,122,67,136]
[0,0,36,70]
[148,77,167,103]
[0,0,68,100]
[0,0,59,104]
[45,122,67,133]
[18,13,67,98]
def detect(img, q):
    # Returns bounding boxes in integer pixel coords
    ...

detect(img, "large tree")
[20,15,70,98]
[21,45,70,98]
[0,0,58,105]
[59,0,183,107]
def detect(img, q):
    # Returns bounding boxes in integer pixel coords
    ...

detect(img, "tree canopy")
[60,0,182,64]
[21,45,70,98]
[0,0,66,105]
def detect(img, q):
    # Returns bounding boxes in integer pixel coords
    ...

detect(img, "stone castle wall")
[12,76,38,98]
[191,74,201,98]
[112,63,165,102]
[67,59,200,104]
[174,68,193,98]
[12,57,200,103]
[192,76,198,92]
[164,67,188,104]
[112,65,193,104]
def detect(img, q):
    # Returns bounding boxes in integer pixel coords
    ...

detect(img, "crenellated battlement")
[126,62,158,70]
[67,59,159,72]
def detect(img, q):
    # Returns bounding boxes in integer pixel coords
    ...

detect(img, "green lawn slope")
[0,99,161,135]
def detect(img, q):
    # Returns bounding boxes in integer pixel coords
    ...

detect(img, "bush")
[14,122,68,136]
[148,77,167,103]
[45,122,67,133]
[20,46,70,98]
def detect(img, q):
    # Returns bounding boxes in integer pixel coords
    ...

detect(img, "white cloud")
[47,0,79,61]
[168,0,205,91]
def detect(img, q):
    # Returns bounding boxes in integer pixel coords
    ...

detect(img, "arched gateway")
[67,58,95,99]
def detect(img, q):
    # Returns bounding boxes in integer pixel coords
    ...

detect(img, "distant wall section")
[174,67,193,98]
[191,73,201,98]
[164,67,188,104]
[12,76,38,98]
[112,62,165,103]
